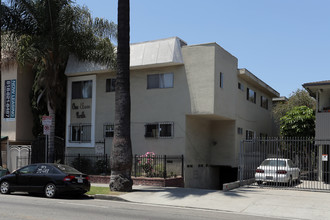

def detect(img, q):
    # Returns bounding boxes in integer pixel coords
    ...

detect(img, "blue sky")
[76,0,329,98]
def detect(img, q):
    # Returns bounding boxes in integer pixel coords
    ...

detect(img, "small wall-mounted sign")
[322,154,328,162]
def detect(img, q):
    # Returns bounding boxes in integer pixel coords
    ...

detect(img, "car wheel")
[44,183,56,198]
[256,181,263,185]
[288,176,293,187]
[0,181,10,194]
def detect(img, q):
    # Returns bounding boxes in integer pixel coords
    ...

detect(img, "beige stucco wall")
[214,44,238,119]
[182,44,215,114]
[185,116,220,189]
[1,63,34,142]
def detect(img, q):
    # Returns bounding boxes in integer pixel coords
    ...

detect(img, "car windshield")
[54,164,81,174]
[261,160,286,167]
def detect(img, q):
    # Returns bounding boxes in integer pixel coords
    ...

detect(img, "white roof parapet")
[130,37,186,69]
[238,68,280,98]
[65,37,186,76]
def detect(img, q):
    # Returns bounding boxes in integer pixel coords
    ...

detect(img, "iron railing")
[133,154,184,178]
[16,153,184,178]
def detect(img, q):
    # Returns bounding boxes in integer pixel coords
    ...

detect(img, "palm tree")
[0,0,2,166]
[2,0,116,162]
[109,0,133,192]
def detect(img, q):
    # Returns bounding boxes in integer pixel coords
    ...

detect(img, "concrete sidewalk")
[92,183,330,220]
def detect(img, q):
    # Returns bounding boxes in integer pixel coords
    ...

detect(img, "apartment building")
[1,61,34,170]
[65,37,279,189]
[303,81,330,140]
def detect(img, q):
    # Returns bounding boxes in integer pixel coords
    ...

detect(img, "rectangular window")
[147,73,173,89]
[69,124,91,142]
[104,123,114,138]
[237,127,243,135]
[238,82,244,91]
[144,122,173,138]
[247,88,256,103]
[72,80,92,99]
[246,130,255,140]
[260,96,268,109]
[106,78,116,92]
[219,72,223,88]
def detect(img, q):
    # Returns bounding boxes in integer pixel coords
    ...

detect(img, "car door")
[33,164,55,191]
[15,165,38,192]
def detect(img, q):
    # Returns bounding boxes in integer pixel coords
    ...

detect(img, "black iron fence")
[239,137,330,191]
[65,154,111,175]
[133,154,184,178]
[16,153,184,179]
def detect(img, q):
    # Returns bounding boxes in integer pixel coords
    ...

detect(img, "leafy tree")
[1,0,116,162]
[109,0,133,192]
[273,89,316,123]
[280,106,315,137]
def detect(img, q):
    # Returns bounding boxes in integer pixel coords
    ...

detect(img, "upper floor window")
[237,127,243,135]
[260,96,269,109]
[144,122,173,138]
[238,82,244,91]
[106,78,116,92]
[247,88,256,104]
[219,72,224,88]
[147,73,173,89]
[72,80,92,99]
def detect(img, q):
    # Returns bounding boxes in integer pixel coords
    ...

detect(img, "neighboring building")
[303,80,330,140]
[1,60,35,171]
[64,37,280,189]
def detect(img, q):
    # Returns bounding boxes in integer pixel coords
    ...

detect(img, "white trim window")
[66,75,96,148]
[238,82,244,91]
[104,123,114,138]
[147,73,173,89]
[260,96,269,110]
[246,130,256,140]
[144,122,174,138]
[72,81,92,99]
[247,88,256,104]
[69,123,92,142]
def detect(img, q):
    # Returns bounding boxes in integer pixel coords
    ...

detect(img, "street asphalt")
[92,183,330,220]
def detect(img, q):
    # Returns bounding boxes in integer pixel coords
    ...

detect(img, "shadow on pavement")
[132,186,247,199]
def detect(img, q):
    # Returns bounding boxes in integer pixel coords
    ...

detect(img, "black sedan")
[0,163,90,198]
[0,166,9,177]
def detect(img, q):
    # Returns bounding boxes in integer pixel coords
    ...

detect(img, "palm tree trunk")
[109,0,133,192]
[47,99,55,163]
[0,0,2,166]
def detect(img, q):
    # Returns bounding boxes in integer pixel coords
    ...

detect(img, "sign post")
[42,116,52,162]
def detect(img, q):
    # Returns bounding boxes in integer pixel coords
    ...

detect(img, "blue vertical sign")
[4,79,16,119]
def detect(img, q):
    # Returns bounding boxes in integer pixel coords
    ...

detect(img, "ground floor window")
[69,124,91,142]
[104,123,114,138]
[246,130,255,140]
[145,122,173,138]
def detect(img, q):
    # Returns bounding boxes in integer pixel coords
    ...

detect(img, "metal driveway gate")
[239,138,330,191]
